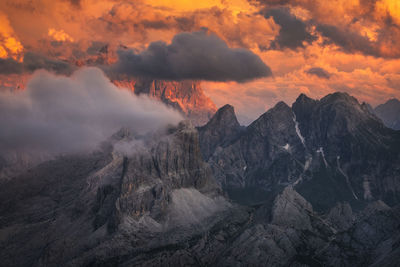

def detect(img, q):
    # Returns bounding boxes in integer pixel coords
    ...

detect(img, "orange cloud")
[0,0,399,123]
[48,28,74,42]
[0,12,23,61]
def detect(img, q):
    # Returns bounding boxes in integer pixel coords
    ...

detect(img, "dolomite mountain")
[200,92,400,210]
[113,78,217,126]
[0,75,217,179]
[1,92,400,266]
[374,98,400,130]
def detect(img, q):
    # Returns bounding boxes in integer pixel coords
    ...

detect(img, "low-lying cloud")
[0,67,182,155]
[112,31,272,82]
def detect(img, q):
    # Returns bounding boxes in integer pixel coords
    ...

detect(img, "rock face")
[1,92,400,266]
[292,93,400,209]
[200,92,400,209]
[197,104,244,160]
[113,77,217,126]
[374,98,400,130]
[0,121,228,266]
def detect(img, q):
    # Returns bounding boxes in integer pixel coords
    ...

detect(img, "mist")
[0,67,183,156]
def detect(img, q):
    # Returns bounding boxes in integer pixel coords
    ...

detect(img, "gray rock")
[375,98,400,130]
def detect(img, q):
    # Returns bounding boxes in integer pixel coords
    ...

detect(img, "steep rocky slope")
[197,104,244,160]
[1,92,400,266]
[374,98,400,130]
[200,92,400,209]
[0,121,228,266]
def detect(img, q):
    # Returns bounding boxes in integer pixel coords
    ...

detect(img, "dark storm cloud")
[23,52,75,74]
[305,67,331,79]
[0,58,23,74]
[316,24,380,57]
[86,41,109,55]
[112,31,272,82]
[0,52,75,75]
[0,67,182,155]
[263,7,316,50]
[251,0,400,58]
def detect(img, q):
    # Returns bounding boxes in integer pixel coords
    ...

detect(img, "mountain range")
[0,92,400,266]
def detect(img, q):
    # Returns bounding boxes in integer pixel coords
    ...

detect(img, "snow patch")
[293,156,313,186]
[304,156,312,171]
[363,176,373,200]
[336,156,358,200]
[316,147,328,167]
[283,143,290,151]
[293,113,306,147]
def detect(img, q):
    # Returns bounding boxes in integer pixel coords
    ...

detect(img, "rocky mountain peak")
[361,102,375,114]
[198,105,243,160]
[203,104,240,129]
[295,93,315,104]
[274,101,291,111]
[293,93,317,112]
[384,98,400,106]
[320,92,359,105]
[374,98,400,130]
[248,101,292,133]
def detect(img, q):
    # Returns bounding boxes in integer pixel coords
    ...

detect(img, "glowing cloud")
[48,28,74,42]
[0,0,400,123]
[0,12,23,60]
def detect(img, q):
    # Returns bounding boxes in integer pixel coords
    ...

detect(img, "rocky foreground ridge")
[0,92,400,266]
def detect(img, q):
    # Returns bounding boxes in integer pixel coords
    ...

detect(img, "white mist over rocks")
[0,67,183,156]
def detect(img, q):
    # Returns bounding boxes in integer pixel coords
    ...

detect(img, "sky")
[0,0,400,121]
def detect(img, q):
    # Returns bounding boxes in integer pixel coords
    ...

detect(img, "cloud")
[48,28,74,42]
[0,11,24,60]
[0,57,23,74]
[112,31,272,82]
[263,7,316,50]
[245,88,277,98]
[67,0,81,7]
[316,24,380,57]
[305,67,331,79]
[23,52,76,74]
[0,52,76,75]
[253,0,400,58]
[0,67,183,155]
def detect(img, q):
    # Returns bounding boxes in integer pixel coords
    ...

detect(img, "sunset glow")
[0,0,399,120]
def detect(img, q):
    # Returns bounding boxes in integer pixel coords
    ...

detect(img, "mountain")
[0,121,229,266]
[200,92,400,209]
[113,78,217,126]
[375,98,400,130]
[1,92,400,266]
[197,104,244,160]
